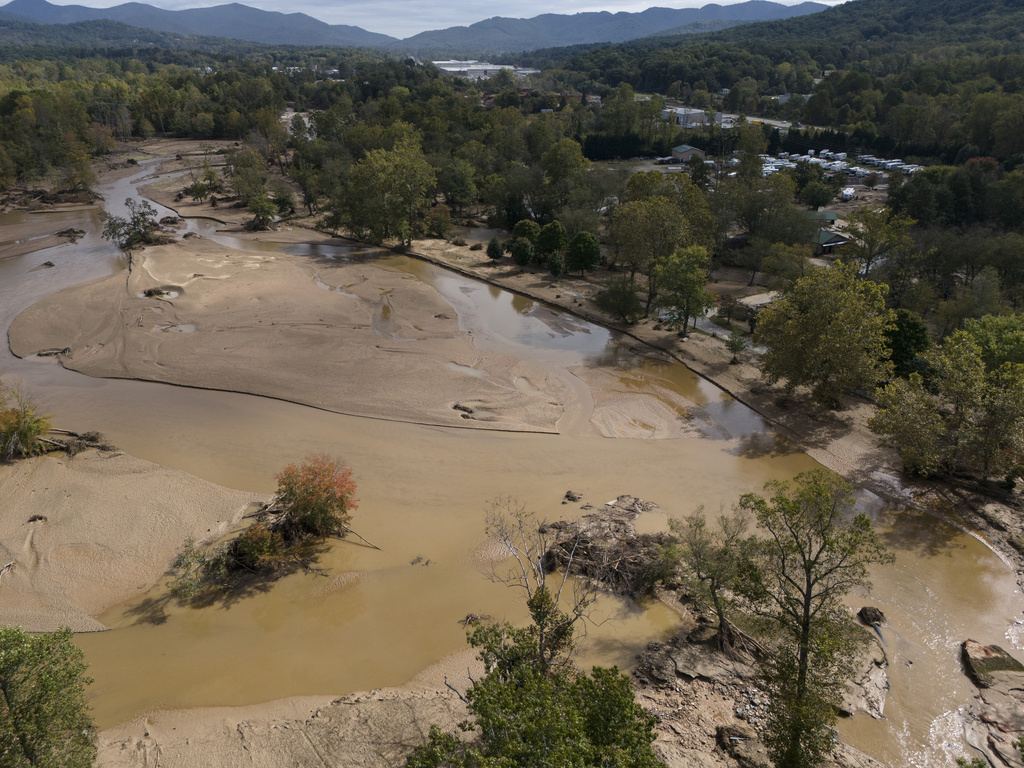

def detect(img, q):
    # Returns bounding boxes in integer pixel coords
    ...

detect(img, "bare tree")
[481,496,599,674]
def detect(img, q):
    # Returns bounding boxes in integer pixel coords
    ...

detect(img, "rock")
[716,723,772,768]
[961,640,1024,768]
[840,636,888,719]
[857,606,885,626]
[962,639,1024,689]
[564,490,583,502]
[637,640,756,688]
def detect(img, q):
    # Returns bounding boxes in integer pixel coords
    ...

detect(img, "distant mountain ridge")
[0,0,828,52]
[398,2,827,51]
[0,0,399,47]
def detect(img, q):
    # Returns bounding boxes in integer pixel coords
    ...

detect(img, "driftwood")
[0,561,14,585]
[39,429,115,457]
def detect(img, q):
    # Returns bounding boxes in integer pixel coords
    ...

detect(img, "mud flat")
[9,235,566,432]
[0,450,262,632]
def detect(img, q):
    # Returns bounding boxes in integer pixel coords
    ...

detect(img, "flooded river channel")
[1,159,1021,767]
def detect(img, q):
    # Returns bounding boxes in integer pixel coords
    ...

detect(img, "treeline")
[521,0,1024,164]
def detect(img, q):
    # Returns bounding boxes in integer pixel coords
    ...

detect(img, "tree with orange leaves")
[274,453,358,541]
[169,454,362,599]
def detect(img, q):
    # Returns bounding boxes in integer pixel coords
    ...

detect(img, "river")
[0,157,1020,767]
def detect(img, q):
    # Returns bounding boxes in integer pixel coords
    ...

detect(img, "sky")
[42,0,850,39]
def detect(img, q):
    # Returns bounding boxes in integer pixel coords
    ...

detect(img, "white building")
[431,60,540,81]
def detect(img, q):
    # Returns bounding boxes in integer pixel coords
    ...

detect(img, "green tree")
[437,158,477,215]
[739,471,893,768]
[755,263,895,407]
[100,197,159,260]
[871,332,1024,480]
[407,499,663,768]
[886,308,930,378]
[843,207,915,278]
[613,196,687,313]
[0,626,96,768]
[964,314,1024,370]
[246,193,276,231]
[512,219,541,243]
[652,246,715,333]
[869,374,947,476]
[798,180,834,211]
[669,508,754,655]
[486,237,504,261]
[726,331,748,364]
[535,220,568,261]
[566,231,601,276]
[342,138,436,246]
[594,277,644,324]
[510,237,534,267]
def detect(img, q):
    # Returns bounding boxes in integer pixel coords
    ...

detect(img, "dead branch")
[444,675,469,705]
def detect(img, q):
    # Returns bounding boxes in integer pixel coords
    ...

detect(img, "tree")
[407,654,662,768]
[566,231,601,276]
[739,471,893,768]
[868,374,947,476]
[842,207,915,278]
[886,308,930,378]
[726,331,748,364]
[668,508,754,655]
[169,454,359,598]
[593,277,644,324]
[798,180,834,211]
[964,314,1024,370]
[512,219,541,244]
[245,193,276,231]
[613,197,687,313]
[755,263,895,407]
[274,453,358,540]
[486,237,504,261]
[482,497,596,673]
[0,626,96,768]
[652,246,715,333]
[437,158,477,215]
[535,220,568,262]
[870,332,1024,480]
[342,137,436,246]
[100,197,159,259]
[510,237,534,267]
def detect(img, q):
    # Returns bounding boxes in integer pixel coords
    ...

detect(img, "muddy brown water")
[0,160,1021,766]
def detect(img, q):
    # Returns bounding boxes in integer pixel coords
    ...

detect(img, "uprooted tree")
[405,497,664,768]
[169,453,362,599]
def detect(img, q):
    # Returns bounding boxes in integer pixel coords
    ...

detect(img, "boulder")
[716,723,772,768]
[564,490,583,502]
[962,639,1024,689]
[857,606,885,626]
[961,640,1024,768]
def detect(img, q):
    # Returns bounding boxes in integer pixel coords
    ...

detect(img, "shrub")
[0,386,51,460]
[275,453,358,540]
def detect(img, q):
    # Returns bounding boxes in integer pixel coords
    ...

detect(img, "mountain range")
[0,0,828,52]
